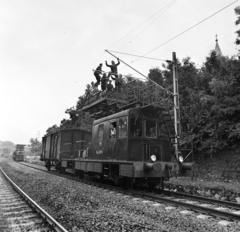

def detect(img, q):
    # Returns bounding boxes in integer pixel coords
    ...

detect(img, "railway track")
[0,166,68,232]
[162,189,240,210]
[17,162,240,225]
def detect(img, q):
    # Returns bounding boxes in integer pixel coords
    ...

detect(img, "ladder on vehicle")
[161,110,181,161]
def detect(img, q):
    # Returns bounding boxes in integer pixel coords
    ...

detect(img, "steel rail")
[138,192,240,221]
[18,162,240,221]
[0,167,68,232]
[161,190,240,210]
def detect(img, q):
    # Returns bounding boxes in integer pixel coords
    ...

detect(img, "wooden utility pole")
[172,52,181,161]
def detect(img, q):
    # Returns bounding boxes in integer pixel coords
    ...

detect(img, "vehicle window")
[159,122,168,136]
[130,118,142,137]
[98,124,104,141]
[145,120,157,138]
[119,117,127,138]
[109,121,117,139]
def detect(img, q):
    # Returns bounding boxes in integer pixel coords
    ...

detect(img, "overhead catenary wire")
[46,1,178,114]
[31,1,178,133]
[42,0,237,111]
[107,0,177,50]
[33,0,238,136]
[118,0,177,51]
[119,0,239,67]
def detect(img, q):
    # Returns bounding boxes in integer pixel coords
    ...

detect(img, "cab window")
[159,122,168,137]
[98,124,104,141]
[119,117,127,138]
[130,118,142,137]
[145,120,157,138]
[109,121,117,139]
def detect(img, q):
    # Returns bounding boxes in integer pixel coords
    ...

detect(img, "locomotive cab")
[88,105,180,188]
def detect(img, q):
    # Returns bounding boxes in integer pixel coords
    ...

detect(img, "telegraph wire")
[106,1,238,91]
[29,2,179,135]
[34,0,238,134]
[118,0,177,51]
[121,0,239,66]
[69,1,177,96]
[107,0,177,50]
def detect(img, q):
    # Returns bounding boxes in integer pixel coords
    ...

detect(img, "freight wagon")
[41,128,92,171]
[13,144,26,162]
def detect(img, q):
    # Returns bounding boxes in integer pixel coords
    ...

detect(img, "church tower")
[214,35,223,56]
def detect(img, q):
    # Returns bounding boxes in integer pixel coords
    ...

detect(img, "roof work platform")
[79,79,179,154]
[80,80,172,119]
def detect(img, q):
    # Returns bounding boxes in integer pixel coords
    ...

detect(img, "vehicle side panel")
[119,164,134,177]
[73,130,83,158]
[128,139,144,161]
[115,138,128,161]
[61,131,72,159]
[45,136,51,159]
[56,132,61,160]
[75,161,103,173]
[161,139,172,162]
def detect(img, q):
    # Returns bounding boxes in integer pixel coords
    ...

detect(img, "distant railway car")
[13,144,26,162]
[13,151,25,161]
[41,128,92,171]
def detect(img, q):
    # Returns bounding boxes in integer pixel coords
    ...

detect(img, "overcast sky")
[0,0,239,144]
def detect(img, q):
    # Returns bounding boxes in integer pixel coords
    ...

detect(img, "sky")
[0,0,239,144]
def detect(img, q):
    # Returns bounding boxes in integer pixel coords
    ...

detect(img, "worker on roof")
[94,63,103,86]
[114,74,123,92]
[106,59,120,80]
[107,80,114,91]
[101,73,109,91]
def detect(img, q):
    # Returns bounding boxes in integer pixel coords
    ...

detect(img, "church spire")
[214,34,223,56]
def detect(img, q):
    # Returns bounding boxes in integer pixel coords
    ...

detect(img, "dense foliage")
[29,138,42,154]
[235,6,240,46]
[148,52,240,155]
[0,141,15,155]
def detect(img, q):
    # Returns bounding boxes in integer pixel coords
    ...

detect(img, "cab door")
[107,120,117,160]
[95,124,104,159]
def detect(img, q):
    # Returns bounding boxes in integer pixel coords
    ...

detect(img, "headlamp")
[179,155,184,163]
[150,155,157,162]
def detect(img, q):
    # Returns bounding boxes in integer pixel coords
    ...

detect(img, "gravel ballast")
[1,159,240,232]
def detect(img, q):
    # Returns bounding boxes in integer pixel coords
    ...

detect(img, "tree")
[76,82,100,109]
[29,138,42,155]
[235,6,240,46]
[182,54,240,154]
[2,147,11,155]
[208,56,240,147]
[148,67,164,86]
[0,141,15,155]
[156,52,240,155]
[46,124,59,135]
